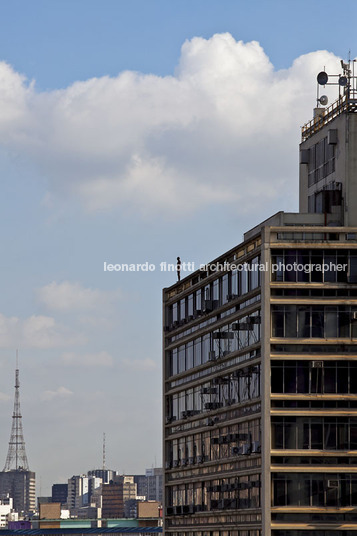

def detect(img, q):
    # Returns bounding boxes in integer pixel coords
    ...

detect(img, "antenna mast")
[102,432,106,470]
[3,352,30,471]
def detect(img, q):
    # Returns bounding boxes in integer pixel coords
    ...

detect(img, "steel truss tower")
[3,365,29,471]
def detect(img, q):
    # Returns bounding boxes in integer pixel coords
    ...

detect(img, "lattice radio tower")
[3,353,29,471]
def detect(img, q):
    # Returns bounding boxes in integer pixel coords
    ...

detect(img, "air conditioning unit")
[185,410,197,417]
[201,387,218,394]
[226,293,238,301]
[218,436,228,444]
[237,433,250,441]
[211,437,220,445]
[237,481,248,490]
[242,443,251,455]
[166,506,174,516]
[238,499,250,509]
[206,417,219,426]
[208,351,216,361]
[165,461,172,469]
[251,480,261,488]
[212,376,230,384]
[327,479,339,488]
[203,300,213,312]
[247,316,261,325]
[231,447,240,455]
[181,458,188,466]
[232,322,254,331]
[188,457,195,465]
[311,361,324,368]
[197,455,204,464]
[174,505,182,515]
[251,441,261,454]
[226,398,236,406]
[205,402,223,410]
[173,460,180,468]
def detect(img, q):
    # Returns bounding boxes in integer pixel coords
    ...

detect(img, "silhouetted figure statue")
[177,257,181,282]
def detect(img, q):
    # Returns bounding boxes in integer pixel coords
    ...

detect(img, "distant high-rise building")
[146,468,163,503]
[113,475,137,517]
[0,365,35,514]
[51,484,68,505]
[134,475,148,498]
[67,475,102,514]
[87,469,116,484]
[0,495,14,527]
[101,481,124,518]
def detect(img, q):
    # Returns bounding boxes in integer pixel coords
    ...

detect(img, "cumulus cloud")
[37,281,119,312]
[0,313,84,349]
[42,386,73,401]
[0,35,342,216]
[61,350,113,367]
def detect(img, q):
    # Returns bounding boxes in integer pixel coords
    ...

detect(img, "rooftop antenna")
[3,351,30,471]
[102,432,106,471]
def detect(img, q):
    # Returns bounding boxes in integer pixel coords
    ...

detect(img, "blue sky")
[0,0,355,496]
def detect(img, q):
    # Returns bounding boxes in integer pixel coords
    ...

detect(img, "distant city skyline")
[0,0,356,495]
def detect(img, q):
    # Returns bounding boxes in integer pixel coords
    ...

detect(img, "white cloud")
[42,386,73,401]
[37,281,119,312]
[0,36,342,217]
[61,350,113,367]
[0,313,84,349]
[120,357,157,372]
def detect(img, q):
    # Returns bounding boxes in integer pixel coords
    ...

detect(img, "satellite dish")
[339,76,348,86]
[317,71,328,85]
[319,95,328,106]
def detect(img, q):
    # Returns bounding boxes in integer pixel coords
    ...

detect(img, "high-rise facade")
[51,483,68,505]
[163,64,357,536]
[146,468,163,503]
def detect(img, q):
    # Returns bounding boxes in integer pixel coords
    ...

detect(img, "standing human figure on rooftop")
[177,257,181,282]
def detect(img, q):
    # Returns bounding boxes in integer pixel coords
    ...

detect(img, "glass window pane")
[312,309,324,337]
[272,310,284,337]
[285,306,297,338]
[298,307,310,338]
[284,366,297,393]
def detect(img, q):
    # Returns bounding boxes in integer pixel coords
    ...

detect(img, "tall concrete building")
[146,468,163,503]
[51,483,68,505]
[67,474,102,514]
[163,63,357,536]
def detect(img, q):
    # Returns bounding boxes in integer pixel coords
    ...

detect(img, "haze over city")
[0,0,356,495]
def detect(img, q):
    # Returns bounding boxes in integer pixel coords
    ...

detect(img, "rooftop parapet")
[301,95,357,141]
